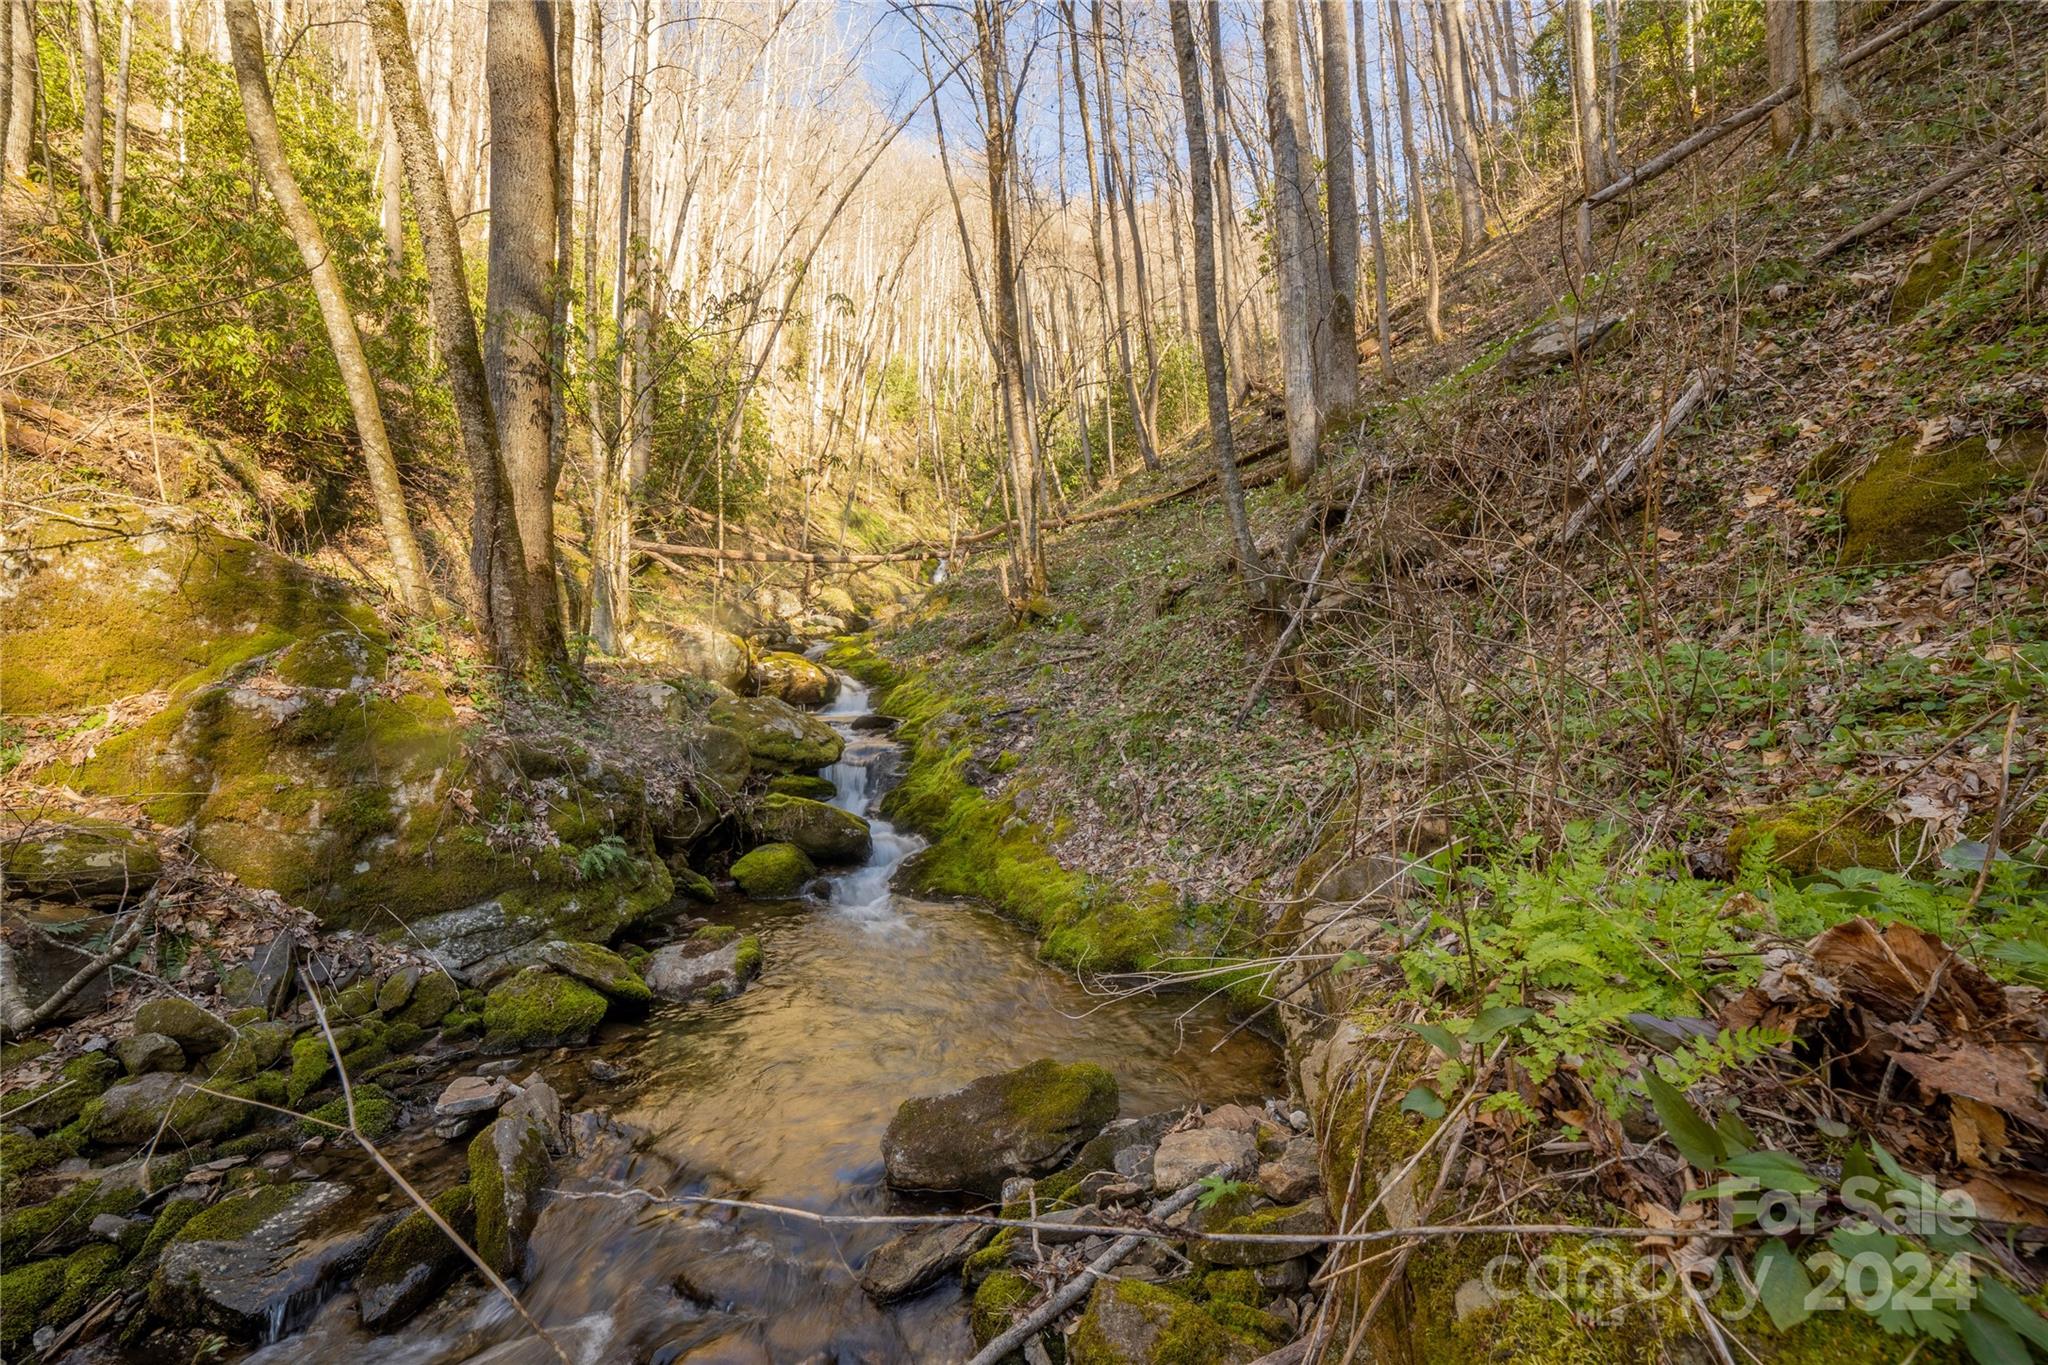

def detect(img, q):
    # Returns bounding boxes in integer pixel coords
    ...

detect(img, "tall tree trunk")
[1088,0,1160,471]
[1351,0,1396,383]
[1170,0,1266,596]
[484,0,565,660]
[974,0,1045,596]
[0,0,10,184]
[1204,0,1248,392]
[223,0,432,615]
[1262,0,1325,485]
[1318,0,1360,411]
[1567,0,1609,189]
[1801,0,1859,139]
[106,0,132,225]
[548,0,576,500]
[76,0,105,216]
[1440,0,1487,255]
[617,0,653,489]
[1764,0,1801,150]
[378,105,404,271]
[1388,0,1442,342]
[367,0,547,679]
[582,0,625,655]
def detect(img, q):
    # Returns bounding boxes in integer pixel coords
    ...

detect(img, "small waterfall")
[815,674,923,923]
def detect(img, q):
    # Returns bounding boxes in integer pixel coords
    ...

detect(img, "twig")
[1554,370,1722,547]
[0,881,163,1041]
[1809,112,2048,265]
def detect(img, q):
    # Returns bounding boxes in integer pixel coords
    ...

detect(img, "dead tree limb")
[1586,0,1966,209]
[1554,368,1722,547]
[1809,110,2048,265]
[0,882,161,1041]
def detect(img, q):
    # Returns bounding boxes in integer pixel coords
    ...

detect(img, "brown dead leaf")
[1951,1097,2010,1168]
[1959,1171,2048,1228]
[1894,1044,2048,1132]
[1808,918,2005,1030]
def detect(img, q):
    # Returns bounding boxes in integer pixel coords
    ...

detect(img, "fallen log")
[1554,368,1723,547]
[1586,0,1966,210]
[1808,110,2048,265]
[631,539,936,566]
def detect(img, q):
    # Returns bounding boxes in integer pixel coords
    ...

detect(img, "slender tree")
[1388,0,1442,341]
[221,0,433,615]
[1351,0,1396,382]
[1318,0,1361,411]
[1439,0,1487,255]
[4,1,34,179]
[107,0,133,226]
[1170,0,1266,596]
[76,0,106,217]
[1204,0,1249,392]
[1263,0,1326,485]
[1567,0,1610,190]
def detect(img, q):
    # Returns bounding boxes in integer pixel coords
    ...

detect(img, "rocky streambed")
[3,667,1302,1364]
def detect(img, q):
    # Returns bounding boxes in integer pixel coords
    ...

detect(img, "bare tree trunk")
[1090,0,1161,471]
[1318,0,1360,412]
[1351,0,1396,383]
[1801,0,1859,139]
[1440,0,1487,255]
[1764,0,1801,150]
[107,0,132,226]
[583,0,626,655]
[548,0,576,503]
[617,0,652,489]
[1263,0,1325,485]
[1170,0,1266,597]
[1567,0,1610,190]
[974,0,1045,596]
[484,0,566,661]
[76,0,105,217]
[368,0,549,678]
[1204,0,1249,392]
[1388,0,1442,342]
[223,0,433,616]
[379,105,405,272]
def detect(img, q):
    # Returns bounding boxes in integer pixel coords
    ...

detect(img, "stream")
[246,673,1281,1364]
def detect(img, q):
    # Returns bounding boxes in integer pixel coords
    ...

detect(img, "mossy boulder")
[882,1058,1119,1197]
[1,815,161,905]
[408,864,674,983]
[133,997,235,1056]
[0,1244,126,1353]
[151,1180,385,1338]
[970,1268,1035,1348]
[767,773,837,800]
[621,619,752,690]
[1728,798,1898,875]
[1196,1197,1330,1268]
[357,1183,476,1331]
[670,861,718,903]
[85,1069,268,1145]
[468,1116,551,1278]
[116,1031,187,1075]
[731,841,816,896]
[538,939,653,1008]
[709,693,844,772]
[1070,1279,1269,1364]
[643,933,761,1004]
[394,969,461,1028]
[0,517,381,717]
[752,651,840,706]
[480,967,609,1052]
[756,793,872,864]
[1840,429,2046,565]
[7,1052,122,1132]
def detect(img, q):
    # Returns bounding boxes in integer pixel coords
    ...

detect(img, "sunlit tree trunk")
[1351,0,1396,383]
[107,0,133,226]
[1439,0,1486,256]
[1801,0,1859,139]
[1170,0,1266,597]
[1204,0,1248,392]
[223,0,433,615]
[1263,0,1326,485]
[1388,0,1442,342]
[76,0,106,217]
[1567,0,1610,190]
[1764,0,1801,150]
[1319,0,1361,412]
[1089,0,1161,471]
[378,105,404,272]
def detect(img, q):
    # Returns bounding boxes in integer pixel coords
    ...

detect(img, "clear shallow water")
[246,676,1279,1364]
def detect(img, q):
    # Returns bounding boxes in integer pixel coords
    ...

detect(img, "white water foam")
[816,674,924,925]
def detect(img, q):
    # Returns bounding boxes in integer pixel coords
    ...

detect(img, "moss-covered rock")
[643,933,759,1004]
[8,1052,122,1132]
[882,1058,1118,1197]
[133,997,235,1056]
[298,1084,397,1139]
[1,815,162,904]
[467,1117,550,1278]
[709,693,844,772]
[731,841,816,896]
[621,619,752,690]
[480,967,609,1052]
[1196,1197,1330,1268]
[970,1268,1035,1348]
[407,866,674,981]
[756,793,872,864]
[766,773,837,800]
[116,1031,187,1075]
[0,1243,125,1353]
[393,969,462,1029]
[357,1183,476,1331]
[1728,798,1898,875]
[1839,429,2046,565]
[151,1180,381,1338]
[752,651,840,706]
[670,862,718,902]
[537,940,653,1008]
[1069,1279,1268,1364]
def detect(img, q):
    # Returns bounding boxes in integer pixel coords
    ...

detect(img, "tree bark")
[1204,0,1249,392]
[1318,0,1361,411]
[1567,0,1609,190]
[1388,0,1442,342]
[1764,0,1802,150]
[1170,0,1266,596]
[223,0,433,615]
[107,0,133,226]
[1262,0,1325,485]
[368,0,550,677]
[1089,0,1161,471]
[1801,0,1859,139]
[1351,0,1396,383]
[378,105,405,272]
[484,0,566,659]
[76,0,105,217]
[1440,0,1487,255]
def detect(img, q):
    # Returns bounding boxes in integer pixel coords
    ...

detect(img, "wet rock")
[356,1183,476,1332]
[479,967,609,1052]
[538,939,653,1007]
[225,930,298,1015]
[1070,1279,1266,1364]
[751,651,839,706]
[409,875,673,985]
[1498,313,1628,381]
[755,795,872,865]
[642,933,761,1004]
[1203,1104,1261,1133]
[502,1073,565,1151]
[883,1058,1118,1197]
[849,713,897,734]
[858,1220,992,1303]
[1,816,161,905]
[431,1075,513,1140]
[1197,1197,1330,1268]
[115,1031,187,1075]
[468,1115,551,1278]
[730,842,815,896]
[132,997,235,1056]
[150,1181,386,1338]
[1152,1127,1258,1192]
[1257,1138,1321,1204]
[709,694,845,772]
[585,1057,630,1085]
[766,774,836,800]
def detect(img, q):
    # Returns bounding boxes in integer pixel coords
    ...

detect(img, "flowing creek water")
[247,673,1280,1364]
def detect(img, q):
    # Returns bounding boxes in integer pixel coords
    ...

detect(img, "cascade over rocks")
[754,793,872,863]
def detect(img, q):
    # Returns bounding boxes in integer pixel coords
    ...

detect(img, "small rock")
[1257,1138,1321,1204]
[503,1072,565,1151]
[882,1059,1118,1197]
[585,1058,630,1084]
[538,940,653,1007]
[1455,1275,1506,1321]
[1203,1103,1260,1133]
[356,1185,476,1332]
[643,936,759,1004]
[858,1220,992,1303]
[1944,566,1976,598]
[89,1212,135,1242]
[1199,1197,1330,1268]
[1152,1127,1257,1192]
[431,1075,512,1141]
[376,966,421,1015]
[133,997,235,1056]
[229,930,298,1015]
[116,1031,188,1075]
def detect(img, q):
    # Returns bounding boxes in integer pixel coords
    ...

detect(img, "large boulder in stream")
[859,1220,992,1303]
[151,1181,388,1338]
[480,967,610,1052]
[755,794,871,864]
[752,650,839,706]
[643,928,763,1003]
[710,693,844,772]
[468,1114,553,1278]
[883,1059,1119,1197]
[730,841,815,896]
[621,619,752,690]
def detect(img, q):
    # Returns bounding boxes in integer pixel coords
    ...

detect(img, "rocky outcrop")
[754,794,871,864]
[882,1059,1117,1196]
[1498,313,1628,381]
[621,620,752,690]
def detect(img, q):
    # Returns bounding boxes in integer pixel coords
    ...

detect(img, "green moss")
[171,1181,301,1244]
[467,1117,550,1276]
[820,638,901,687]
[970,1268,1034,1347]
[961,1228,1015,1286]
[287,1033,334,1104]
[1728,798,1897,875]
[439,1010,482,1041]
[672,864,718,902]
[138,1197,206,1261]
[1069,1279,1267,1365]
[0,1243,124,1350]
[357,1182,475,1307]
[1839,430,2045,565]
[1201,1269,1262,1305]
[299,1084,396,1138]
[767,773,837,799]
[730,842,815,896]
[692,923,740,946]
[395,970,462,1029]
[733,936,763,983]
[0,1257,70,1350]
[480,967,609,1052]
[8,1053,122,1131]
